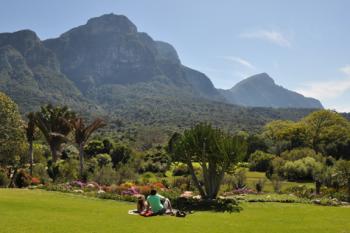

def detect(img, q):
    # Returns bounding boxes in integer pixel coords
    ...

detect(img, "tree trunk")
[187,162,206,198]
[8,166,18,188]
[50,144,58,162]
[211,170,226,199]
[29,141,34,176]
[315,181,321,195]
[79,143,84,179]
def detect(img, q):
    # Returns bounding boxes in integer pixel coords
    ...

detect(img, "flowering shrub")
[226,187,257,195]
[121,186,139,195]
[71,180,85,189]
[31,177,41,185]
[121,182,135,188]
[137,185,152,195]
[151,182,165,189]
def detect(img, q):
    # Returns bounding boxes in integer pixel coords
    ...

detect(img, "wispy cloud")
[296,65,350,100]
[240,29,291,47]
[222,56,255,70]
[340,65,350,76]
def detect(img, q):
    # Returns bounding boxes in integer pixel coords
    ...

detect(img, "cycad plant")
[71,117,106,178]
[34,104,75,162]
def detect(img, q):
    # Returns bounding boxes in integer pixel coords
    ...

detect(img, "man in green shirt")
[146,189,173,215]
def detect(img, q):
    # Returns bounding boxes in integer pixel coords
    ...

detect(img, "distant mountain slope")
[0,30,98,113]
[0,14,323,133]
[43,14,223,102]
[220,73,323,109]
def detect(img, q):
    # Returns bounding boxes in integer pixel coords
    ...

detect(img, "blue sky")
[1,0,349,111]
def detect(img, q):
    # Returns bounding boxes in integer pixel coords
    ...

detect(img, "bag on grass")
[175,210,186,218]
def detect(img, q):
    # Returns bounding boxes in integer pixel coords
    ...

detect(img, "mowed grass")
[0,189,350,233]
[245,171,314,192]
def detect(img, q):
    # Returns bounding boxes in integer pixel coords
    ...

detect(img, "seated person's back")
[147,190,165,213]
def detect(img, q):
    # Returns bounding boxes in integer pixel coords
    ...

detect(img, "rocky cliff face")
[0,30,95,113]
[43,14,222,101]
[220,73,323,108]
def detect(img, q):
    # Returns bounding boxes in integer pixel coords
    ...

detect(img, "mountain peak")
[234,73,275,89]
[82,13,137,34]
[222,73,323,109]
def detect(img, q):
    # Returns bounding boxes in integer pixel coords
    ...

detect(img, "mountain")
[220,73,323,109]
[43,14,223,102]
[0,30,100,113]
[0,14,321,133]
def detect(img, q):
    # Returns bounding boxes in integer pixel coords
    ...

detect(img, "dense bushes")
[172,197,241,213]
[14,169,32,188]
[282,157,322,181]
[0,169,9,187]
[249,150,275,172]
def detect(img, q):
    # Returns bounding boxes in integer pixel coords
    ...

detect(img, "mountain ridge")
[220,73,323,109]
[0,13,324,132]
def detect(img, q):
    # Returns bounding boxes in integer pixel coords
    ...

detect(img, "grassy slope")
[0,189,349,233]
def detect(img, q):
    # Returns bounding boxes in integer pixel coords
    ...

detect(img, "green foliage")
[0,92,26,165]
[95,153,112,168]
[270,174,283,193]
[33,104,76,161]
[114,164,138,184]
[282,157,323,181]
[110,144,132,166]
[285,185,315,199]
[14,169,31,188]
[333,160,350,198]
[57,159,79,182]
[169,123,247,199]
[280,147,322,161]
[249,150,276,172]
[0,168,9,187]
[84,140,105,158]
[232,168,247,189]
[255,179,266,193]
[172,164,190,176]
[32,163,50,184]
[91,165,117,185]
[301,110,350,157]
[138,149,171,174]
[172,197,241,213]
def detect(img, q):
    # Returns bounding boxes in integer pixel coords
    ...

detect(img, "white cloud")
[296,65,350,100]
[222,56,255,70]
[240,29,291,47]
[340,65,350,76]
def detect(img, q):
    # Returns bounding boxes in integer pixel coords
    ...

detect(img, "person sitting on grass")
[146,189,173,215]
[136,195,148,214]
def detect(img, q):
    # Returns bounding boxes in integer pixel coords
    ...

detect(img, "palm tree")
[34,104,75,162]
[25,112,36,176]
[71,117,106,178]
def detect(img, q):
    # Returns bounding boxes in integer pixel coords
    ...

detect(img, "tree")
[262,120,304,155]
[301,110,350,155]
[334,160,350,199]
[111,144,132,167]
[168,123,247,199]
[25,112,36,176]
[0,92,26,166]
[34,104,75,162]
[71,117,105,178]
[249,150,276,172]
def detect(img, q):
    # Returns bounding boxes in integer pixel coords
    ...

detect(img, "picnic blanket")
[128,209,178,216]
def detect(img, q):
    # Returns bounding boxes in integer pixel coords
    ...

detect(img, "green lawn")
[0,189,349,233]
[245,171,314,192]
